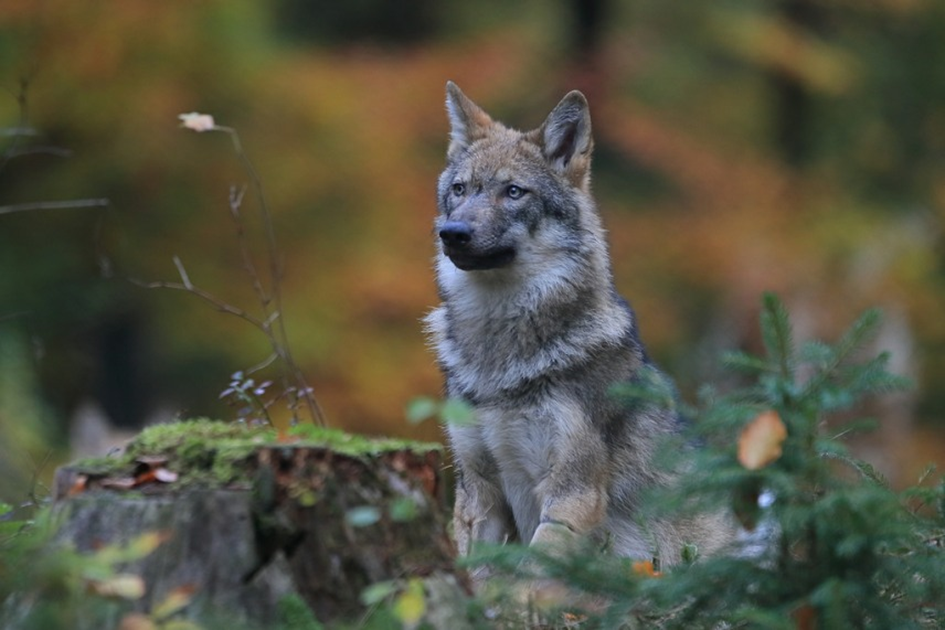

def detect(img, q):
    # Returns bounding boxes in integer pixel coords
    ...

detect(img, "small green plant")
[405,396,476,426]
[219,371,277,426]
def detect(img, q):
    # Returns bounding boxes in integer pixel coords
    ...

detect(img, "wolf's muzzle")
[439,220,473,248]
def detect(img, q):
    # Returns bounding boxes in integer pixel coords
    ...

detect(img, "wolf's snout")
[439,221,473,248]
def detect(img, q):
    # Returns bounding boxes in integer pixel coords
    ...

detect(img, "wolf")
[425,82,728,572]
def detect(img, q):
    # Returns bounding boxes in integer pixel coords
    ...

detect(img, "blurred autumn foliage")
[1,0,944,499]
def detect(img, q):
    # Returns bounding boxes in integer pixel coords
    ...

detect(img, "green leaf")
[680,543,700,564]
[390,497,419,522]
[440,398,476,426]
[345,506,381,528]
[405,397,438,425]
[360,580,397,606]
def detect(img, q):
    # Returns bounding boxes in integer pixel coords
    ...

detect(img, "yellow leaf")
[89,573,146,600]
[152,584,198,620]
[392,579,425,626]
[738,410,788,470]
[117,613,156,630]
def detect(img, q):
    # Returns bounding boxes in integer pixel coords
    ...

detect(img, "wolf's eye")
[506,185,526,200]
[451,182,466,197]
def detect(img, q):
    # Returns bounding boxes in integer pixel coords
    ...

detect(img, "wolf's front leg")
[453,467,516,556]
[532,422,610,549]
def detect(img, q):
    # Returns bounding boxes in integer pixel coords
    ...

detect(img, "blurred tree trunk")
[564,0,610,103]
[770,0,824,166]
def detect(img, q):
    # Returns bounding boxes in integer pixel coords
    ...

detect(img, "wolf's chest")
[476,403,556,482]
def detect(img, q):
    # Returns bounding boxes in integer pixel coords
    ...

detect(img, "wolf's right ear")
[445,81,494,159]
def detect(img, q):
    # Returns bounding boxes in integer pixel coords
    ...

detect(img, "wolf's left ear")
[540,91,593,187]
[445,81,494,160]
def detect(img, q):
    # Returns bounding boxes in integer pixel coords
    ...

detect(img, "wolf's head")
[435,82,596,274]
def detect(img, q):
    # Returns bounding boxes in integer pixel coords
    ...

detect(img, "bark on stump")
[52,438,466,627]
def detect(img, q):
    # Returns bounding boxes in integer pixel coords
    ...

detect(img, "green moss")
[69,419,442,489]
[285,423,442,457]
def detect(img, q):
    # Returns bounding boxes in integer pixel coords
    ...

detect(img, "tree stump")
[50,420,469,628]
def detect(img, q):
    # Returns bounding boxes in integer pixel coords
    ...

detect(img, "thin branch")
[245,352,278,375]
[172,255,193,289]
[215,125,325,424]
[0,198,110,216]
[228,184,271,308]
[4,146,74,159]
[0,126,38,137]
[128,260,268,331]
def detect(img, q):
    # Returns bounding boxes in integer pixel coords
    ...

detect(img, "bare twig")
[0,78,31,175]
[214,124,325,425]
[0,198,110,216]
[245,352,278,375]
[0,126,38,138]
[228,184,270,309]
[4,146,73,159]
[128,258,269,331]
[137,115,326,425]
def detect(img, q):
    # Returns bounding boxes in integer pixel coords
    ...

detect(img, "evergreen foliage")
[469,293,944,629]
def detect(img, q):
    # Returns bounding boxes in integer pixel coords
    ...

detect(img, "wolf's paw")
[529,521,578,553]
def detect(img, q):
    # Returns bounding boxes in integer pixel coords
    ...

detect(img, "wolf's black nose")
[439,221,473,248]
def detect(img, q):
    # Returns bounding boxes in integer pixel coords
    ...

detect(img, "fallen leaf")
[738,410,788,470]
[134,470,158,486]
[100,477,138,490]
[135,455,169,468]
[153,468,179,483]
[68,474,89,496]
